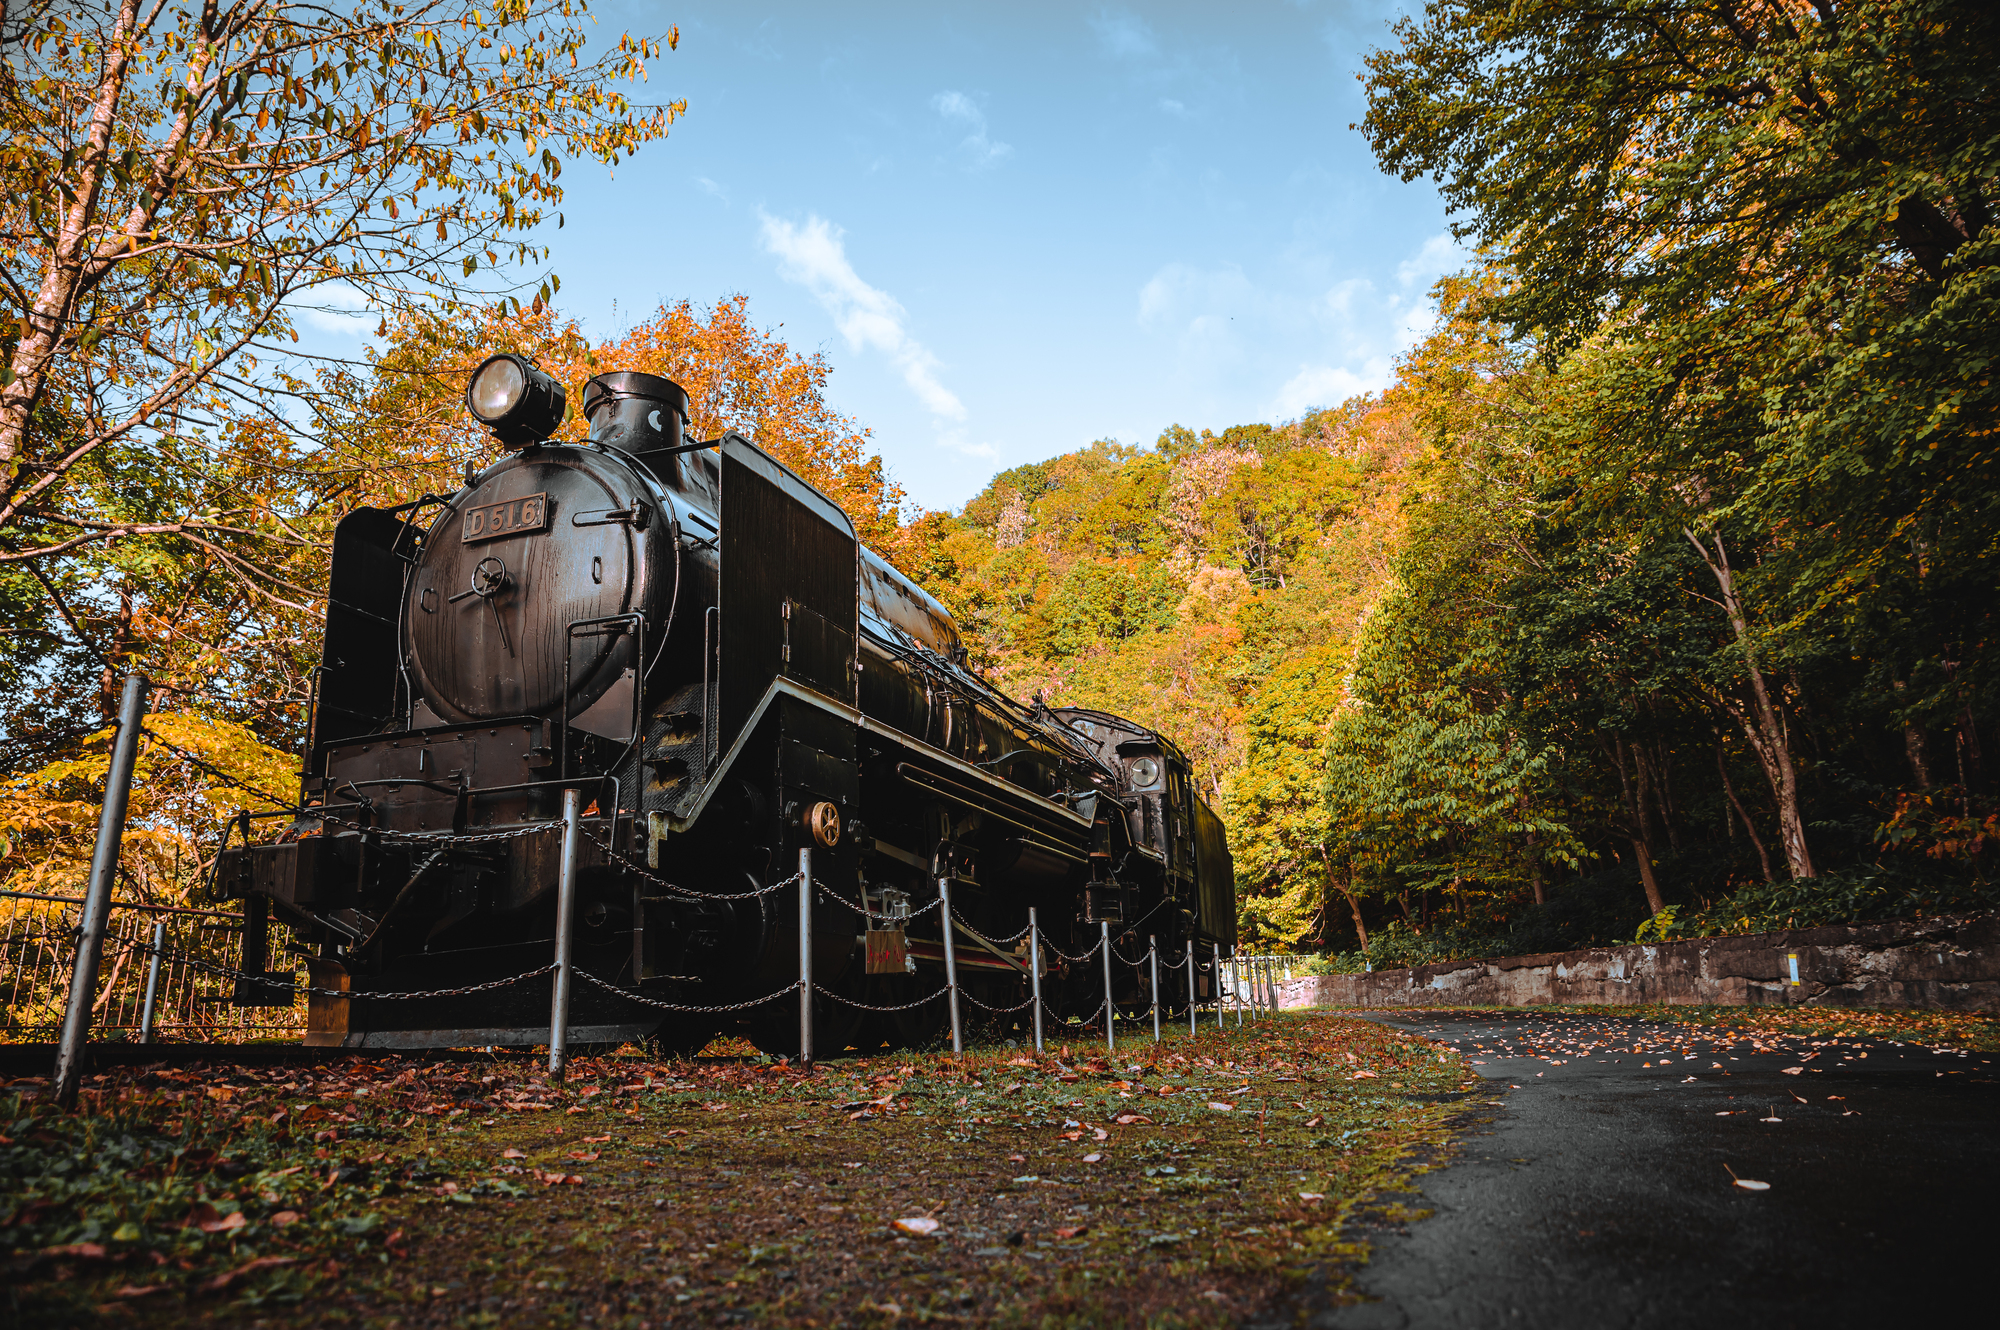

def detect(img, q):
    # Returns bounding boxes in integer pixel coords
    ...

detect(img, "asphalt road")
[1304,1010,1998,1328]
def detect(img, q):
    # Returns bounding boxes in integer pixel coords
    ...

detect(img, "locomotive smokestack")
[581,371,692,455]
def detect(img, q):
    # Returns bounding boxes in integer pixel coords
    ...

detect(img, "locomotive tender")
[216,356,1235,1053]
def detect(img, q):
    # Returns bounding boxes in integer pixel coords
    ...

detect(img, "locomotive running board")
[667,676,1090,835]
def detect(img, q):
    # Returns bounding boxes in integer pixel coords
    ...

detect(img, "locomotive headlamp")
[466,353,566,447]
[1128,756,1162,789]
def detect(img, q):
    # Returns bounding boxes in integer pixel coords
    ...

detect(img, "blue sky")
[326,2,1457,511]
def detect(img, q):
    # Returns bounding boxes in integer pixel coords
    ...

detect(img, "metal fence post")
[1099,921,1115,1053]
[798,847,813,1069]
[1265,959,1280,1016]
[1148,936,1161,1043]
[138,919,166,1045]
[1028,907,1044,1054]
[54,673,147,1109]
[548,788,583,1081]
[938,877,963,1054]
[1187,942,1198,1037]
[1233,950,1243,1027]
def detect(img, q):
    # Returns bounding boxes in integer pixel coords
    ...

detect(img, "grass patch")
[2,1012,1480,1327]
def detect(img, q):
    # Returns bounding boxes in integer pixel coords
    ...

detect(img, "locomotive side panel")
[718,434,859,738]
[313,508,417,762]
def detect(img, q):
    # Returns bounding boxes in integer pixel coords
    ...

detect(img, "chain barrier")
[576,969,799,1015]
[1039,936,1102,964]
[315,815,563,847]
[809,983,950,1013]
[598,847,803,903]
[1066,999,1107,1027]
[810,881,942,922]
[143,944,560,1002]
[958,988,1035,1015]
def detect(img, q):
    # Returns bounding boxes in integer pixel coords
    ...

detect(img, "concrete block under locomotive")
[215,356,1236,1052]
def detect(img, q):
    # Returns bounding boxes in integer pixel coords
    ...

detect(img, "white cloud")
[937,427,998,460]
[1090,8,1157,58]
[1137,261,1262,331]
[1397,232,1460,289]
[931,91,1012,170]
[1270,361,1393,420]
[695,176,729,202]
[1133,232,1471,422]
[1158,97,1190,118]
[759,212,967,422]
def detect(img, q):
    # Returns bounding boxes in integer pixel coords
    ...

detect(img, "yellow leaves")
[0,712,295,903]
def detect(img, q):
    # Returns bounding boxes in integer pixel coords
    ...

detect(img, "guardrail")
[1,889,305,1045]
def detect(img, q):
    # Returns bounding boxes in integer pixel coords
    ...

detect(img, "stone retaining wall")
[1272,912,1999,1012]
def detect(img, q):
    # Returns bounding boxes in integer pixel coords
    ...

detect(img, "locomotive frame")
[215,362,1235,1054]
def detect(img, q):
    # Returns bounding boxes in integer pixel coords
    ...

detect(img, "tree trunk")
[1526,829,1546,906]
[1612,736,1667,916]
[1684,528,1816,879]
[1714,735,1777,883]
[1341,889,1367,951]
[0,0,142,515]
[1904,725,1932,789]
[1635,744,1679,855]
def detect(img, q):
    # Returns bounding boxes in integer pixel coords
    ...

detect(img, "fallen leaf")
[1305,1116,1323,1128]
[201,1256,295,1292]
[1113,1113,1152,1126]
[1083,1152,1103,1163]
[113,1285,166,1299]
[1207,1102,1234,1112]
[1299,1192,1325,1202]
[270,1211,302,1227]
[1780,1067,1804,1076]
[502,1148,528,1159]
[43,1243,108,1259]
[1054,1225,1088,1239]
[566,1151,600,1162]
[1733,1179,1771,1191]
[199,1211,248,1234]
[892,1217,939,1236]
[1351,1071,1378,1080]
[582,1134,613,1143]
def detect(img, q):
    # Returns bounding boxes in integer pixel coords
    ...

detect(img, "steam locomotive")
[215,356,1235,1053]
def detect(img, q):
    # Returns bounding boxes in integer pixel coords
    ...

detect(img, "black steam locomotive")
[216,356,1235,1053]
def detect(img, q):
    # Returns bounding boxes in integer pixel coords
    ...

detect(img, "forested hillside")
[926,0,1999,963]
[924,259,1996,963]
[3,0,1992,965]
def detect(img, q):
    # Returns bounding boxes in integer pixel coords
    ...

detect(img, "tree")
[0,0,683,580]
[589,296,911,555]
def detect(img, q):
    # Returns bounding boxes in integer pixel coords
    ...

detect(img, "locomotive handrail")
[892,764,1089,846]
[560,612,645,784]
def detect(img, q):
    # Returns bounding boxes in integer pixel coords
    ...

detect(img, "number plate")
[462,492,549,543]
